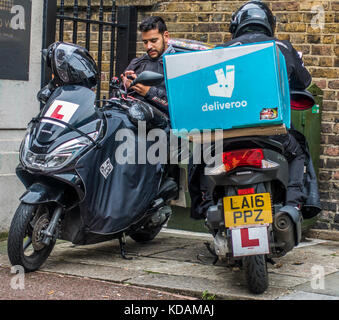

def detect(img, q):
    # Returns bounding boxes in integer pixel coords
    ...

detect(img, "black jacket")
[124,45,176,115]
[219,33,312,90]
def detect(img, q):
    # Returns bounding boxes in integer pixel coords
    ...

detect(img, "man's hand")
[120,70,137,89]
[131,83,151,97]
[121,70,151,97]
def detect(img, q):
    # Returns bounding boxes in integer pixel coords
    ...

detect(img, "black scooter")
[195,91,321,294]
[7,42,178,272]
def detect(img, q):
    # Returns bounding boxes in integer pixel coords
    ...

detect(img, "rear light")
[222,148,264,172]
[205,148,279,176]
[291,98,314,110]
[237,188,255,195]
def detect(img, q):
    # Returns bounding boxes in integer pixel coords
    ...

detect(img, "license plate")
[223,193,272,228]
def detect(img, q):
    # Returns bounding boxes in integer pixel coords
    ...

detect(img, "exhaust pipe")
[272,211,295,257]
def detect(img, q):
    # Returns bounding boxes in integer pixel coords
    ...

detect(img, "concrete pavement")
[0,228,339,300]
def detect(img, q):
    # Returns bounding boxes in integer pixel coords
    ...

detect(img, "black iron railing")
[54,0,137,105]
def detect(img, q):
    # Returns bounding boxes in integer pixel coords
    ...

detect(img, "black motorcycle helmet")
[44,42,98,89]
[229,1,276,39]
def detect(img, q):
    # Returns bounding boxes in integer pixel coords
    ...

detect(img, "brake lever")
[101,99,129,111]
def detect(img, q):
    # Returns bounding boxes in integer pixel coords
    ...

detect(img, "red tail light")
[237,188,255,195]
[291,98,314,110]
[222,148,264,172]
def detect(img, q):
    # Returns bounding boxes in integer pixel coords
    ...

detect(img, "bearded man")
[120,16,175,115]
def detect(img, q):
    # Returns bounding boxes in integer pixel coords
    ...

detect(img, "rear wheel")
[243,255,268,294]
[7,203,57,272]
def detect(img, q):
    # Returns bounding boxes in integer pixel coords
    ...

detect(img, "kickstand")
[197,242,219,265]
[119,235,132,260]
[266,257,276,265]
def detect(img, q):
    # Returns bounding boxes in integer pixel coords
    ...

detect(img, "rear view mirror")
[130,71,164,87]
[290,90,315,111]
[37,85,52,104]
[42,49,48,62]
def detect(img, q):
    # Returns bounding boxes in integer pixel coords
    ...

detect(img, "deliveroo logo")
[208,66,235,98]
[202,65,247,112]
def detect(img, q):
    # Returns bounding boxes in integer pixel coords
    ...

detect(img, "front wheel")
[243,255,269,294]
[7,203,57,272]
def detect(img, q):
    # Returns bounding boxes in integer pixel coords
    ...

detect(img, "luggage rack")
[182,124,288,143]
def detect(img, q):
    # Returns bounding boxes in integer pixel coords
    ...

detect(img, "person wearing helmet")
[223,0,315,214]
[188,1,321,221]
[225,0,311,89]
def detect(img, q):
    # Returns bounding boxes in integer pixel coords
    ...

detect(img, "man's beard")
[147,36,165,59]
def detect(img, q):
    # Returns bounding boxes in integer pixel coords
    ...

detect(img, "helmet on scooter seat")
[229,1,276,39]
[45,42,98,89]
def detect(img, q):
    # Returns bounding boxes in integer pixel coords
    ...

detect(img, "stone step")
[0,174,25,232]
[0,152,20,174]
[0,130,25,153]
[0,139,22,153]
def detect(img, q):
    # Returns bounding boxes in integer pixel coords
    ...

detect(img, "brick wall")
[58,0,339,230]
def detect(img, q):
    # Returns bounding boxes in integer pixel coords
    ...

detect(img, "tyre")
[7,203,57,272]
[243,255,269,294]
[129,226,162,243]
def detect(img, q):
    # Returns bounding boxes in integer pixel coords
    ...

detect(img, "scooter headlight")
[21,131,99,171]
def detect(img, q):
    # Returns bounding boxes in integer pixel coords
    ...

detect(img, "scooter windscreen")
[21,85,103,171]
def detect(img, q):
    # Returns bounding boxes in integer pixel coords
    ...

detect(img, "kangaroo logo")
[208,66,235,98]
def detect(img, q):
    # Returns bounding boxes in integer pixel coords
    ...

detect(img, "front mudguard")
[20,182,69,208]
[277,205,302,245]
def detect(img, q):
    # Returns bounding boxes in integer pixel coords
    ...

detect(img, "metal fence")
[43,0,137,105]
[0,0,14,11]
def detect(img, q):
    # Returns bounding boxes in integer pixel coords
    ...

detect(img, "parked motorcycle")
[7,42,178,272]
[198,91,320,294]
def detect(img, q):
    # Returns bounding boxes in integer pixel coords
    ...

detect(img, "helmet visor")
[238,7,270,25]
[54,44,77,83]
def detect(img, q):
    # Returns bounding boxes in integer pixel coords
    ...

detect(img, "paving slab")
[266,240,339,278]
[128,273,290,300]
[266,273,309,289]
[44,244,312,297]
[51,235,195,258]
[278,291,339,300]
[42,260,144,282]
[148,243,211,263]
[48,244,232,283]
[0,230,338,300]
[292,271,339,297]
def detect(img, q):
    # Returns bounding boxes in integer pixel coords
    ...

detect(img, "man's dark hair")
[139,16,167,34]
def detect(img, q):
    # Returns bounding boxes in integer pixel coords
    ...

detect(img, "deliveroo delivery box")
[163,41,291,132]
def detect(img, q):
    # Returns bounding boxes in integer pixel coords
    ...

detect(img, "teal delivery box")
[163,41,291,132]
